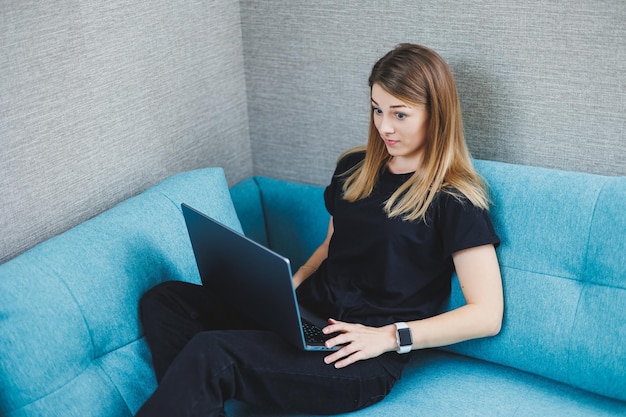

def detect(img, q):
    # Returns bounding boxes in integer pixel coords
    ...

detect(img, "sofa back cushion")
[229,177,269,248]
[0,168,241,417]
[445,160,626,401]
[232,177,330,271]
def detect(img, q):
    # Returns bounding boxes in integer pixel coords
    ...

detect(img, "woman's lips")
[384,138,399,146]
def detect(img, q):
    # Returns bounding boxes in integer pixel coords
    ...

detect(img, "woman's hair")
[341,43,490,221]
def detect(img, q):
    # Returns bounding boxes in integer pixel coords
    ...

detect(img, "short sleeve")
[324,151,365,216]
[438,193,500,257]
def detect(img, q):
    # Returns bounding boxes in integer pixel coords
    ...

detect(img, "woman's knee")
[173,331,235,373]
[139,280,198,321]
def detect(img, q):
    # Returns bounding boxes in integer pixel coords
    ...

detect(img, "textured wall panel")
[0,0,252,262]
[240,0,625,185]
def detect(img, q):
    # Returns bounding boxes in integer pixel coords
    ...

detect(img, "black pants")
[136,281,407,417]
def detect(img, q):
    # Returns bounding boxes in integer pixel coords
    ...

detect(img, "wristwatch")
[394,322,413,354]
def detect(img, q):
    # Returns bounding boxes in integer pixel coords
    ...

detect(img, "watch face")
[398,328,412,346]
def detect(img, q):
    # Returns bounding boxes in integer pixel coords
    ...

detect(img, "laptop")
[181,203,339,351]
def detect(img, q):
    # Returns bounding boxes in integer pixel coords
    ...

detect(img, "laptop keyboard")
[301,319,331,344]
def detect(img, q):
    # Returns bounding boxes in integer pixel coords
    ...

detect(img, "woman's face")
[371,83,429,173]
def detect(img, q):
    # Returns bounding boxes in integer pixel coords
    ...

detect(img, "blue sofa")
[1,160,625,416]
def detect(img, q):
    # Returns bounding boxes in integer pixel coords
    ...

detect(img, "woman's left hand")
[322,318,397,368]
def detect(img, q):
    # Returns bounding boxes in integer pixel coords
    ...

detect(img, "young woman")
[137,43,503,417]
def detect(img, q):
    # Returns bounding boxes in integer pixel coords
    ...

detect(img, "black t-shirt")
[296,151,500,327]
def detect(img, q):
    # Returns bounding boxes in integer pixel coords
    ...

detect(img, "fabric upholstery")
[444,161,626,401]
[252,177,330,271]
[226,350,626,417]
[0,168,240,416]
[229,177,269,248]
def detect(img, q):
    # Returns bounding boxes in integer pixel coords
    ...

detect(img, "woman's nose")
[379,115,394,135]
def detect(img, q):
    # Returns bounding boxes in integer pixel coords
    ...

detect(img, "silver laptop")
[181,203,339,351]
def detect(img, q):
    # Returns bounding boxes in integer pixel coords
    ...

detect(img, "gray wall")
[1,0,252,263]
[241,0,626,186]
[2,1,625,263]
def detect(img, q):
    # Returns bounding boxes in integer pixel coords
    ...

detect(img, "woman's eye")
[396,112,407,120]
[373,107,383,116]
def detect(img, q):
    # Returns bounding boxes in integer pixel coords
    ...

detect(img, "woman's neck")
[387,156,420,174]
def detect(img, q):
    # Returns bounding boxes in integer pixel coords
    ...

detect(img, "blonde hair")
[342,43,489,221]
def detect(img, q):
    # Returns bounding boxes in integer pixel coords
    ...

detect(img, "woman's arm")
[322,244,503,368]
[406,244,503,347]
[292,217,334,289]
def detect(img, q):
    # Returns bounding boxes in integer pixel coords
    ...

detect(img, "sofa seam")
[499,262,624,291]
[54,276,96,354]
[580,178,609,285]
[253,176,272,248]
[153,189,184,213]
[93,335,145,360]
[2,263,95,414]
[500,263,575,280]
[25,263,143,414]
[565,178,608,389]
[565,282,585,388]
[9,361,135,417]
[95,360,134,416]
[7,369,83,415]
[41,259,96,358]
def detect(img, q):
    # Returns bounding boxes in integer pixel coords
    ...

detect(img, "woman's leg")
[136,329,403,417]
[139,280,256,382]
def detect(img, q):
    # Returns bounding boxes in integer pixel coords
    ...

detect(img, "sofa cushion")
[224,350,626,416]
[229,177,269,247]
[441,160,626,402]
[0,168,240,417]
[572,177,626,400]
[232,176,330,270]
